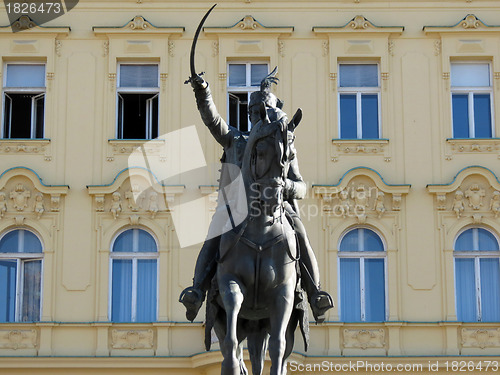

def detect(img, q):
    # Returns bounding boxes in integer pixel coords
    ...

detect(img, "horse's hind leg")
[219,280,244,375]
[247,325,268,375]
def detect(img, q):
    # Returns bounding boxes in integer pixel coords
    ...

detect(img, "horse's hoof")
[179,287,204,322]
[311,291,334,324]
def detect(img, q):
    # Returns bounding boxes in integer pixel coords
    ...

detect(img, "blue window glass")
[452,94,469,138]
[250,64,268,86]
[480,258,500,322]
[0,229,42,253]
[136,259,157,322]
[119,65,158,88]
[228,64,246,86]
[0,260,17,323]
[111,259,133,322]
[340,258,361,322]
[339,228,386,322]
[339,64,378,87]
[474,94,492,138]
[455,258,477,322]
[361,94,379,139]
[365,258,385,321]
[339,94,357,139]
[111,228,158,322]
[454,228,500,322]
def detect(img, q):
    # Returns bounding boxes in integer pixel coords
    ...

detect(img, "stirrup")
[311,291,334,324]
[179,286,204,322]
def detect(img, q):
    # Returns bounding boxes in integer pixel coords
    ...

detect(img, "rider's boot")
[179,283,205,322]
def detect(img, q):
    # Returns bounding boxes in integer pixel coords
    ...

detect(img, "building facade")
[0,1,500,373]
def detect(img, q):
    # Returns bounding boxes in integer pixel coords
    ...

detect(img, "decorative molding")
[427,166,500,221]
[388,40,395,56]
[0,139,51,160]
[424,14,500,34]
[168,41,175,57]
[93,17,184,36]
[212,41,219,57]
[313,16,404,35]
[278,40,285,57]
[446,138,500,159]
[322,40,329,56]
[55,40,62,56]
[0,15,70,35]
[0,329,38,350]
[343,329,386,349]
[160,73,168,91]
[434,40,442,56]
[331,139,390,161]
[103,41,109,57]
[204,16,293,36]
[461,328,500,349]
[108,73,116,90]
[108,139,167,159]
[110,329,154,350]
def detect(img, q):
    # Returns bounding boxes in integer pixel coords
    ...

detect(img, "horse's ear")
[288,108,302,132]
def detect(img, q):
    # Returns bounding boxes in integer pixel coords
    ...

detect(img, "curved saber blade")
[185,4,217,83]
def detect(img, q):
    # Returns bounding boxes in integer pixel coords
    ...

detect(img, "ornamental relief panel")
[110,328,155,350]
[343,328,386,350]
[0,329,38,350]
[461,328,500,349]
[445,138,500,160]
[0,172,67,226]
[428,170,500,224]
[331,139,391,162]
[0,139,52,161]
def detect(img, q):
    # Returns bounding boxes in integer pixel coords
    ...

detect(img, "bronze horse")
[204,104,308,375]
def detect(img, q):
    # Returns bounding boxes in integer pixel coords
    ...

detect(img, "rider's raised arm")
[284,137,307,200]
[192,76,231,148]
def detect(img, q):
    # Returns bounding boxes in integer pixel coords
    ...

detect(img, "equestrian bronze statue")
[179,6,333,375]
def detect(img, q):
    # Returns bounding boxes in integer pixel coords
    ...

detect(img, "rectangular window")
[451,63,493,138]
[227,62,268,131]
[117,64,159,140]
[2,63,46,139]
[338,63,380,139]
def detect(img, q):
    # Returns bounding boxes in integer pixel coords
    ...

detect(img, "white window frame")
[226,62,269,131]
[116,63,160,140]
[450,62,495,138]
[453,226,500,321]
[0,228,44,322]
[337,226,388,322]
[337,62,381,139]
[1,62,46,139]
[108,227,159,322]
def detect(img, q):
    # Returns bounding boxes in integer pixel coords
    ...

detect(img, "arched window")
[110,228,158,322]
[339,227,386,322]
[454,227,500,322]
[0,229,43,322]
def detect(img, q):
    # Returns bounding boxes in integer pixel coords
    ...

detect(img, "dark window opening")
[118,93,158,139]
[3,93,44,139]
[228,92,249,132]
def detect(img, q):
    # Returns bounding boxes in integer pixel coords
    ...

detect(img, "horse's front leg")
[268,282,295,375]
[219,279,244,375]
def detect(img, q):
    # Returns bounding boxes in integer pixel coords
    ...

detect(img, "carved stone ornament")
[33,192,45,219]
[461,328,500,349]
[349,15,370,30]
[374,191,386,218]
[465,184,485,210]
[95,195,105,212]
[452,190,465,218]
[0,191,6,218]
[128,16,151,30]
[110,191,122,219]
[147,192,159,218]
[10,184,31,211]
[238,15,259,30]
[489,191,500,218]
[11,15,36,31]
[111,329,154,350]
[343,329,385,349]
[461,14,482,29]
[125,185,143,212]
[0,329,37,350]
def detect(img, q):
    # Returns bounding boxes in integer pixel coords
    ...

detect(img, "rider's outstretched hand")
[190,74,207,90]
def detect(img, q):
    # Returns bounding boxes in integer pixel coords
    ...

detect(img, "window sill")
[0,138,51,160]
[107,139,166,162]
[445,138,500,160]
[331,138,390,162]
